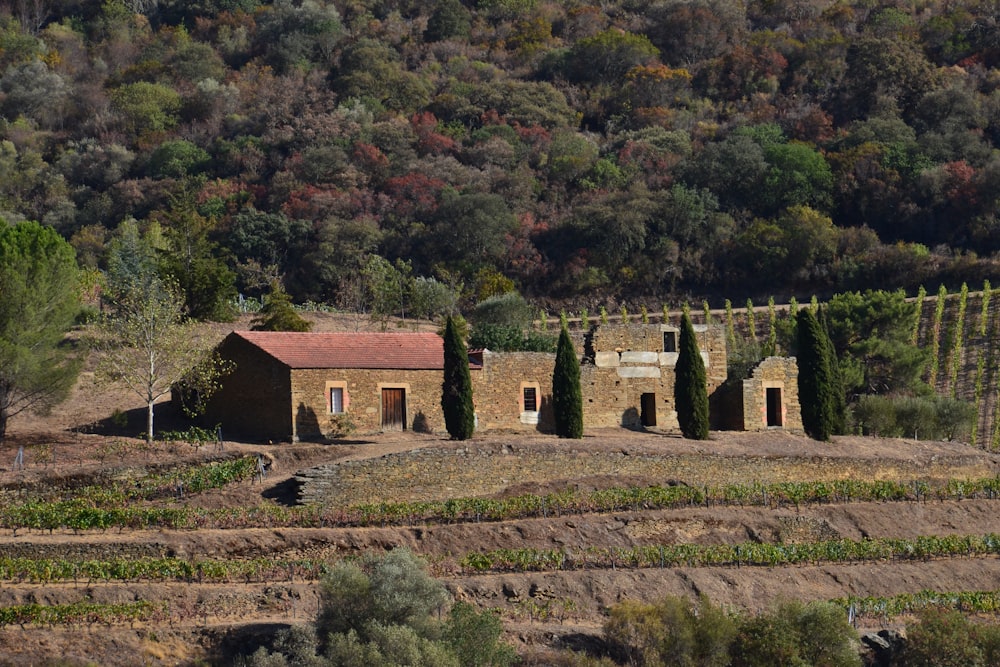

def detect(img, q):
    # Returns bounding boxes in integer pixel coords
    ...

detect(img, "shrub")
[851,394,976,440]
[732,600,860,667]
[902,608,984,667]
[605,596,735,667]
[470,293,534,328]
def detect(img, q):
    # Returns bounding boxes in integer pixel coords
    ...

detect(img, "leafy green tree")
[147,140,211,179]
[902,608,984,667]
[441,315,475,440]
[470,292,534,329]
[251,280,312,332]
[255,0,343,74]
[762,142,834,214]
[675,312,709,439]
[427,192,517,275]
[0,220,81,442]
[157,200,237,322]
[825,289,929,396]
[109,81,182,138]
[552,325,583,438]
[425,0,471,42]
[96,223,216,444]
[566,29,659,85]
[797,308,837,441]
[732,601,860,667]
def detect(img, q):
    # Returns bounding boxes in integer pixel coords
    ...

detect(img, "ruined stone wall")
[580,323,728,429]
[473,352,556,432]
[291,368,447,438]
[741,357,803,433]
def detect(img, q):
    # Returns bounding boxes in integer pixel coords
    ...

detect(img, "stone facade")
[291,367,448,438]
[202,324,742,441]
[741,357,802,433]
[580,323,727,430]
[711,357,803,433]
[201,334,294,442]
[472,351,555,432]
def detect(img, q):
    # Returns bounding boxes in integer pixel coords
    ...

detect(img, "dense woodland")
[4,0,1000,315]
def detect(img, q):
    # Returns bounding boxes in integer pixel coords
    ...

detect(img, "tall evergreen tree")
[552,326,583,438]
[797,308,837,441]
[817,306,846,435]
[675,312,709,439]
[441,315,475,440]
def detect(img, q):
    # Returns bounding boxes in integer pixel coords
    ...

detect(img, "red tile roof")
[232,331,445,370]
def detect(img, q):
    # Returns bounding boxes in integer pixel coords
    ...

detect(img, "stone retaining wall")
[294,443,992,506]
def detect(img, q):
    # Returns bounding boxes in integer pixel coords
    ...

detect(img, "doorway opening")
[640,393,657,427]
[766,387,783,427]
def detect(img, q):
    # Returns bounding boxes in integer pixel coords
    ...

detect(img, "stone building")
[580,322,727,430]
[200,324,799,441]
[711,357,803,433]
[203,331,454,441]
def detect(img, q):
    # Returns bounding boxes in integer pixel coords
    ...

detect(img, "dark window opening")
[663,332,677,353]
[523,387,538,412]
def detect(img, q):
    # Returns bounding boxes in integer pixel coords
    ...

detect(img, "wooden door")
[381,388,406,430]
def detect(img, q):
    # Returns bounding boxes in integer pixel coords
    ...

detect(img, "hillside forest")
[3,0,1000,315]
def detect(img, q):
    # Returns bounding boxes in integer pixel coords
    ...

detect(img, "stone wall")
[741,357,803,433]
[474,352,556,432]
[291,368,447,438]
[294,441,992,506]
[202,335,292,442]
[579,323,728,430]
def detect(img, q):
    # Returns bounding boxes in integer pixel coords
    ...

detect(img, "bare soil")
[3,314,1000,665]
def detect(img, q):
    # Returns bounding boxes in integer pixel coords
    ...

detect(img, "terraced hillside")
[2,428,1000,665]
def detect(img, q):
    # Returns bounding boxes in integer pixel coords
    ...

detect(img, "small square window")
[330,387,345,414]
[523,387,538,412]
[663,331,677,353]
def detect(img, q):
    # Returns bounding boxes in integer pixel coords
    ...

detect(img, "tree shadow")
[70,402,190,437]
[621,406,644,431]
[295,402,322,441]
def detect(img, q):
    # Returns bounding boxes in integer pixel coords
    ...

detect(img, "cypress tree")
[441,315,475,440]
[552,326,583,438]
[817,306,847,435]
[797,308,836,441]
[675,312,709,440]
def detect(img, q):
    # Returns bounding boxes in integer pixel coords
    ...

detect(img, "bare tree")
[95,221,219,444]
[95,278,211,443]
